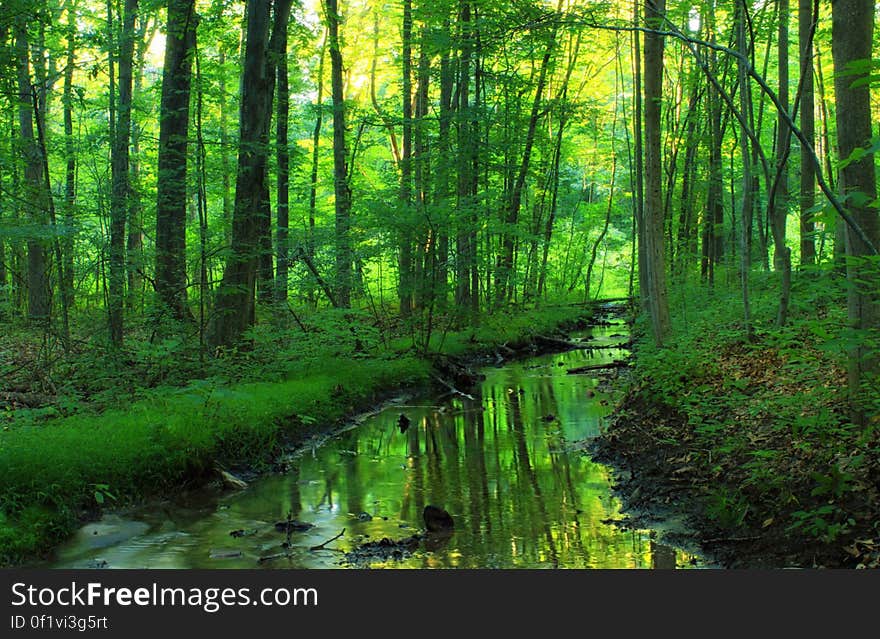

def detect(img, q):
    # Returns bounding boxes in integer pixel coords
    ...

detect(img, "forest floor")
[0,302,604,566]
[592,273,880,568]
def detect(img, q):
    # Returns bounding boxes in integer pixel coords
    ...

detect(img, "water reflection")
[50,325,697,569]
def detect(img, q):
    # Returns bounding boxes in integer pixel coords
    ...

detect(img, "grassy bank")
[597,271,880,567]
[0,304,593,565]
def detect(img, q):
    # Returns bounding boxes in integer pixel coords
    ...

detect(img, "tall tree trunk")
[455,1,473,311]
[62,0,77,311]
[219,48,232,247]
[274,12,289,302]
[831,0,880,421]
[211,0,292,345]
[736,0,753,336]
[798,0,816,266]
[414,43,430,311]
[435,24,453,308]
[642,0,671,345]
[771,0,791,326]
[108,0,137,345]
[702,0,723,286]
[15,22,50,323]
[632,0,647,311]
[127,15,153,311]
[399,0,414,318]
[155,0,196,322]
[326,0,352,308]
[306,32,326,306]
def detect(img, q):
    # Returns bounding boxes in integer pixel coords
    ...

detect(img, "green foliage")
[626,272,879,558]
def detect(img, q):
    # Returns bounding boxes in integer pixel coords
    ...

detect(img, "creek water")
[49,322,698,569]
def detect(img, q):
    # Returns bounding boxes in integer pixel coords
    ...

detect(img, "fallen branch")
[567,360,628,374]
[430,374,475,400]
[309,528,345,551]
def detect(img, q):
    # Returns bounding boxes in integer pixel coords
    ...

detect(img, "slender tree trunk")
[831,0,880,420]
[306,33,326,306]
[771,0,792,326]
[326,0,352,308]
[703,1,723,286]
[155,0,196,322]
[62,0,77,311]
[127,16,152,312]
[218,48,232,247]
[455,1,473,311]
[435,25,453,308]
[15,22,50,323]
[632,0,647,311]
[274,14,289,302]
[643,0,671,345]
[399,0,414,318]
[414,43,430,311]
[736,0,753,337]
[108,0,137,345]
[798,0,816,266]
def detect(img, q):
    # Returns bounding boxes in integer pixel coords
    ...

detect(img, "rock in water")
[423,505,454,532]
[398,413,411,434]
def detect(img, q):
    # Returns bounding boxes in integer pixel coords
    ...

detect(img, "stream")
[48,321,701,569]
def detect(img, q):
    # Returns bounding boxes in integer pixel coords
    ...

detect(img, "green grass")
[0,303,593,565]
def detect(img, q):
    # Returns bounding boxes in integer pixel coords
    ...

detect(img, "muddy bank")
[590,388,879,568]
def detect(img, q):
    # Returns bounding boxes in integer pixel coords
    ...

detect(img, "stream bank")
[46,311,702,569]
[591,318,880,569]
[1,304,615,566]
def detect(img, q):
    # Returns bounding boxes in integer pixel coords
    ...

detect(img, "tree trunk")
[108,0,137,345]
[399,0,414,318]
[771,0,791,326]
[155,0,196,322]
[306,33,326,306]
[15,22,50,324]
[642,0,671,345]
[211,0,292,346]
[831,0,880,420]
[62,0,77,311]
[798,0,816,266]
[326,0,352,308]
[632,0,647,311]
[274,13,289,303]
[736,0,753,337]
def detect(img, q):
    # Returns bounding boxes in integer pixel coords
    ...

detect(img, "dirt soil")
[590,384,880,568]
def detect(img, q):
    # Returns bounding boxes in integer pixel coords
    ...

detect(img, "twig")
[309,528,345,551]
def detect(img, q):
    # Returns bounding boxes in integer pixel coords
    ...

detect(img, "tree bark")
[831,0,880,419]
[642,0,671,345]
[798,0,816,266]
[274,13,289,302]
[326,0,352,308]
[155,0,196,322]
[108,0,137,345]
[211,0,292,346]
[15,21,50,324]
[399,0,414,318]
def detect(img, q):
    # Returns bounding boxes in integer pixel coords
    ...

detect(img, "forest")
[0,0,878,569]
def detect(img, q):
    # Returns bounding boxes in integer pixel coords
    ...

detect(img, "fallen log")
[566,360,628,374]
